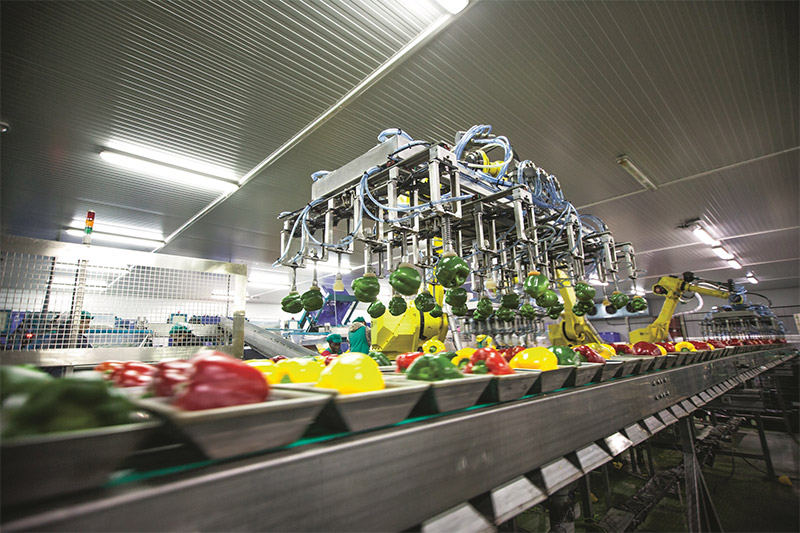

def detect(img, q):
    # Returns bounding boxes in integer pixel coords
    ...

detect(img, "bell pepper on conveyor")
[705,339,726,349]
[351,273,381,302]
[519,303,537,319]
[502,345,526,362]
[414,291,436,313]
[405,353,464,381]
[110,362,157,388]
[388,296,407,316]
[573,282,596,302]
[496,306,515,322]
[301,286,325,311]
[368,351,391,366]
[536,289,559,308]
[389,263,421,296]
[549,345,580,366]
[632,341,662,356]
[435,254,470,289]
[395,352,424,372]
[509,347,558,371]
[501,293,520,309]
[173,352,269,411]
[464,347,515,375]
[315,352,384,394]
[367,300,386,318]
[523,271,549,298]
[281,292,304,314]
[151,359,193,397]
[450,352,472,370]
[422,339,446,354]
[429,305,443,318]
[2,375,134,437]
[572,345,607,364]
[613,343,634,355]
[445,287,468,307]
[0,365,52,401]
[656,342,676,353]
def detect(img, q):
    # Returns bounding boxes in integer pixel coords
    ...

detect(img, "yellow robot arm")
[548,270,604,347]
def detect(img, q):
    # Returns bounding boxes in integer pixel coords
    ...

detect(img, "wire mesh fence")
[0,237,246,353]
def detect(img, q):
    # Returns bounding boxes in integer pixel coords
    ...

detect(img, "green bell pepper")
[536,289,559,308]
[501,293,520,309]
[572,304,586,317]
[2,377,133,438]
[429,304,443,318]
[389,263,421,296]
[414,291,436,313]
[523,271,549,298]
[496,306,515,322]
[519,303,537,319]
[301,286,325,311]
[281,291,304,314]
[451,305,469,316]
[609,291,629,310]
[577,300,595,312]
[574,282,596,302]
[630,296,648,312]
[467,360,490,374]
[445,287,468,307]
[549,302,565,314]
[476,297,494,319]
[0,365,52,401]
[473,309,488,321]
[435,254,470,289]
[388,296,407,316]
[549,346,579,366]
[405,353,464,381]
[548,310,561,320]
[367,300,386,319]
[368,351,391,366]
[351,273,381,302]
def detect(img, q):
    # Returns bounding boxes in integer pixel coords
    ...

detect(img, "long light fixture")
[711,246,734,260]
[64,228,164,247]
[100,144,238,193]
[68,219,163,242]
[617,156,657,190]
[434,0,469,14]
[746,273,759,284]
[691,224,720,246]
[727,259,742,269]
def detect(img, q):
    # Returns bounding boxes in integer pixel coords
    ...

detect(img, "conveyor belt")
[3,348,795,532]
[220,317,318,359]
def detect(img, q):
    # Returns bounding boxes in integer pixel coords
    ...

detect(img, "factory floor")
[514,427,799,532]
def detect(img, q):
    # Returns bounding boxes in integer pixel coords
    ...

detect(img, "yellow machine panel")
[371,285,448,358]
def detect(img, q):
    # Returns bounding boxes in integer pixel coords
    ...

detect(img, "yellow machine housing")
[371,285,448,358]
[629,275,741,343]
[548,270,604,347]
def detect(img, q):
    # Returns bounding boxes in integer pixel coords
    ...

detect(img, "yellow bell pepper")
[475,335,495,348]
[246,360,284,385]
[509,347,558,371]
[422,339,446,354]
[674,341,696,352]
[316,352,385,394]
[654,344,667,355]
[587,343,615,359]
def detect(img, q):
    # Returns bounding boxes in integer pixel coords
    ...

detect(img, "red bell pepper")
[705,339,726,349]
[151,359,193,397]
[656,342,676,353]
[689,341,713,350]
[110,361,157,387]
[464,347,515,375]
[94,360,124,374]
[271,355,287,363]
[572,345,607,364]
[324,354,339,366]
[503,346,525,362]
[725,338,742,346]
[612,343,634,355]
[395,352,424,373]
[633,341,661,356]
[172,352,269,411]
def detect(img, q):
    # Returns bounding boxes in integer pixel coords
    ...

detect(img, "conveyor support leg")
[679,417,723,533]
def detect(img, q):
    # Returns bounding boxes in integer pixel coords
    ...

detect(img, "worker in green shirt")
[347,317,371,354]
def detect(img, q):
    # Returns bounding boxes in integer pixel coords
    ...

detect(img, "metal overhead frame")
[3,348,795,532]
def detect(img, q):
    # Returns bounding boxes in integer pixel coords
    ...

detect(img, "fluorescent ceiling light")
[711,246,734,260]
[746,273,758,284]
[68,219,163,242]
[588,274,608,286]
[248,270,288,286]
[65,228,164,247]
[100,151,238,193]
[106,140,237,181]
[434,0,469,14]
[616,156,657,191]
[727,259,742,269]
[633,288,647,296]
[691,225,719,246]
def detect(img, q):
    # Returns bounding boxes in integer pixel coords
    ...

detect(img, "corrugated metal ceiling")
[2,0,798,293]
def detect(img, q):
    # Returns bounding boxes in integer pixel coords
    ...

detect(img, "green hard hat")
[169,324,191,335]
